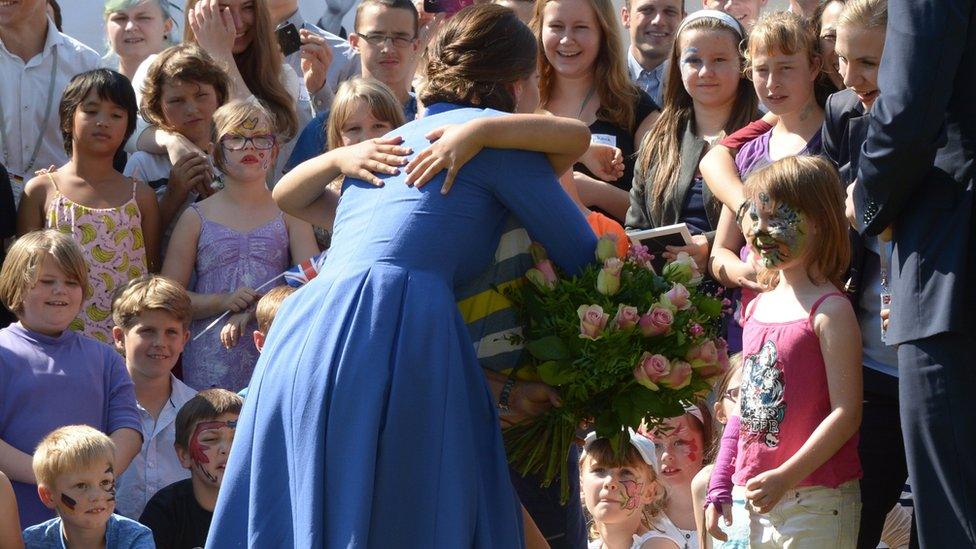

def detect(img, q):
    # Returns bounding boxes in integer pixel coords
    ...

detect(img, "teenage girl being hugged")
[706,156,862,548]
[276,76,626,240]
[581,431,676,549]
[162,99,319,392]
[141,0,305,183]
[125,44,230,239]
[626,10,758,270]
[17,69,161,344]
[532,0,660,222]
[706,11,826,351]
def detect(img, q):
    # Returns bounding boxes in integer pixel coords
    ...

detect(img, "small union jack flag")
[284,252,328,287]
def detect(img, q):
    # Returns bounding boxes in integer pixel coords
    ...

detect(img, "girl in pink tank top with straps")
[16,69,161,343]
[705,156,863,548]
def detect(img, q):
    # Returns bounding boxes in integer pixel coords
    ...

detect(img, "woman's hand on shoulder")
[336,136,411,187]
[188,0,236,59]
[405,122,486,193]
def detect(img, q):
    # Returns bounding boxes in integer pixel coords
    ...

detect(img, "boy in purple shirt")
[0,230,142,528]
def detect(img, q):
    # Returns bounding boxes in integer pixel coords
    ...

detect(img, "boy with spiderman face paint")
[23,425,154,548]
[138,389,242,549]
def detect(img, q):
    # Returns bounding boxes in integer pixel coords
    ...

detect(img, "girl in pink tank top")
[705,156,863,548]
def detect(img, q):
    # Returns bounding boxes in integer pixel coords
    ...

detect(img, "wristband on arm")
[705,414,740,509]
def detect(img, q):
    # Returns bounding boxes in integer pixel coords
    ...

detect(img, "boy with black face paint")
[138,389,242,549]
[23,425,153,548]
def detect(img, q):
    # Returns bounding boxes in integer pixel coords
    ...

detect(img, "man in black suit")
[853,0,976,546]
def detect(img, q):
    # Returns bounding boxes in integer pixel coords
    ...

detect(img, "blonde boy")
[139,389,242,549]
[111,275,198,519]
[252,284,296,353]
[22,426,153,547]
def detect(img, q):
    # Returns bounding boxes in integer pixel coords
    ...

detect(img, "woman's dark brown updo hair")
[420,4,537,113]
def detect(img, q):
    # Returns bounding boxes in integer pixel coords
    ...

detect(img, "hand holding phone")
[276,22,302,57]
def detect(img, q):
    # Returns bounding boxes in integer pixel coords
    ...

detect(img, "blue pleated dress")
[206,103,597,548]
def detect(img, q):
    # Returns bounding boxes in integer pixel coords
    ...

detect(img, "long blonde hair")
[837,0,887,31]
[636,16,758,219]
[532,0,639,132]
[326,78,407,151]
[744,156,849,290]
[182,0,298,139]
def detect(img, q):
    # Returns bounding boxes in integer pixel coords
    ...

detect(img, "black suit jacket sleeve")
[854,0,974,236]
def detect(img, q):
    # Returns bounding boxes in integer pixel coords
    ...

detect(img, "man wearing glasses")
[284,0,420,171]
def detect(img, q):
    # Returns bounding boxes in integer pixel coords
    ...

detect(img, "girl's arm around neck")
[774,295,863,486]
[135,181,161,272]
[0,439,34,484]
[708,206,757,290]
[472,114,590,176]
[283,214,320,265]
[700,145,745,212]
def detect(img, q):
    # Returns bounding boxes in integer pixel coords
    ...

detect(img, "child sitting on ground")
[22,425,153,548]
[138,389,243,549]
[111,275,199,519]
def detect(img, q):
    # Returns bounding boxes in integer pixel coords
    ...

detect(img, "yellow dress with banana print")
[45,175,147,343]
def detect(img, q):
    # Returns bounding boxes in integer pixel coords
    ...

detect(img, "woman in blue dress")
[206,5,598,547]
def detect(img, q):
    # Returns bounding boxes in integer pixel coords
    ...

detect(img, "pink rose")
[634,352,670,390]
[526,259,559,291]
[660,360,693,390]
[686,340,719,366]
[639,305,674,337]
[663,283,691,310]
[578,304,609,340]
[614,304,640,330]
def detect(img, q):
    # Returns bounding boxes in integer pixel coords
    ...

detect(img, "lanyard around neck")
[0,47,60,176]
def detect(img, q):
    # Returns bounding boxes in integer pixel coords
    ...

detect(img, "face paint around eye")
[103,465,116,502]
[188,420,238,463]
[747,197,807,268]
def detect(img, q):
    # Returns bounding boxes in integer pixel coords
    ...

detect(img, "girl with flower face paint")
[706,156,863,548]
[581,433,679,549]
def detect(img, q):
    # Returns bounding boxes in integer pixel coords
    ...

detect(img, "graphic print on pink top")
[733,292,861,489]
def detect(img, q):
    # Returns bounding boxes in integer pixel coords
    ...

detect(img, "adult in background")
[0,0,98,202]
[103,0,177,81]
[851,0,976,546]
[266,0,360,112]
[620,0,683,106]
[207,5,597,546]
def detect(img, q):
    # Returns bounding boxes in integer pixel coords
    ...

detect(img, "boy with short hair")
[252,285,297,353]
[23,425,153,548]
[111,275,198,520]
[138,389,243,549]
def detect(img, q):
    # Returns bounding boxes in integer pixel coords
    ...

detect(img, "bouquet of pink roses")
[505,235,729,502]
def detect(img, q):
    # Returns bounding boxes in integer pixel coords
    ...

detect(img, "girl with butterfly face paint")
[581,432,678,549]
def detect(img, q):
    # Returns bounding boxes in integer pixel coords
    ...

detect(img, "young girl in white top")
[582,431,678,549]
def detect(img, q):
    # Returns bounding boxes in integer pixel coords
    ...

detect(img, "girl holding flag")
[161,99,318,392]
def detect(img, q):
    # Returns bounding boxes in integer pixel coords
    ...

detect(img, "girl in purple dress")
[162,100,319,391]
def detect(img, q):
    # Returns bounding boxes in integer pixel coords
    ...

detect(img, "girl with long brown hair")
[626,11,758,270]
[532,0,659,221]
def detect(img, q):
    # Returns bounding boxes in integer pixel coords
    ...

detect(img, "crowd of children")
[0,0,941,546]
